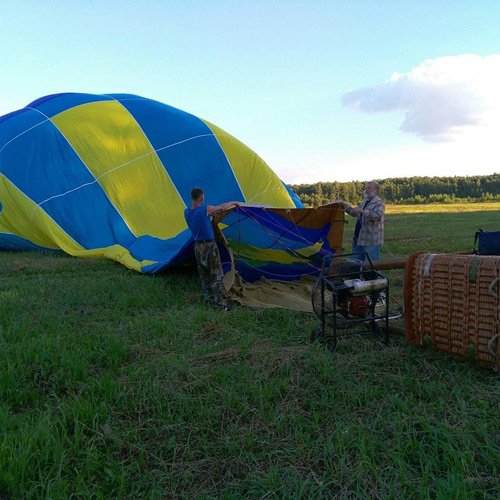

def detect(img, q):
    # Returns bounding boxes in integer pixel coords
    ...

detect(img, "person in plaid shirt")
[343,181,385,262]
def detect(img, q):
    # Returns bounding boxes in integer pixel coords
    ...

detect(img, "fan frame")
[311,252,391,351]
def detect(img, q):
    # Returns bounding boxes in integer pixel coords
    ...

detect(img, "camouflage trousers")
[194,241,229,309]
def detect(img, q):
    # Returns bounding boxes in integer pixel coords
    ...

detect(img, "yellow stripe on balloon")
[0,173,81,251]
[226,239,318,265]
[202,120,295,208]
[52,100,186,239]
[0,174,152,272]
[74,245,155,273]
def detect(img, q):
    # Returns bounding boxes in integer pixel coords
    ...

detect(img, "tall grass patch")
[1,207,499,498]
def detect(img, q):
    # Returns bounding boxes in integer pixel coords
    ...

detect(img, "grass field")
[386,202,500,214]
[1,205,499,498]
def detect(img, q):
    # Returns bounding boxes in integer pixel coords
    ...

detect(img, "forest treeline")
[289,173,500,206]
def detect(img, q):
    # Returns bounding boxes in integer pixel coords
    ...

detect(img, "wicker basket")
[404,252,500,371]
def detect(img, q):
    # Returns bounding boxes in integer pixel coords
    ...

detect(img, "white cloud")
[342,54,500,142]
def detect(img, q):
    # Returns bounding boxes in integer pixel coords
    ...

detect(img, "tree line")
[289,173,500,207]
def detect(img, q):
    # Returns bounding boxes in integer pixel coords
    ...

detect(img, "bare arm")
[206,201,240,215]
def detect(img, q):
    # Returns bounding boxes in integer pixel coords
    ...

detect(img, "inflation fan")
[311,252,392,351]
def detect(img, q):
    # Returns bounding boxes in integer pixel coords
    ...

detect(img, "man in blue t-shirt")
[184,187,239,311]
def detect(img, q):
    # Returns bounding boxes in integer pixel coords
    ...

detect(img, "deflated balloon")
[0,93,304,273]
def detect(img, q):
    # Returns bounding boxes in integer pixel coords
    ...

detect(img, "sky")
[1,0,500,184]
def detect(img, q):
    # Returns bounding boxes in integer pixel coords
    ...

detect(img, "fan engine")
[311,254,390,351]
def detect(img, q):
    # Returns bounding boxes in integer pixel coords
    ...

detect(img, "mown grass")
[386,202,500,214]
[1,205,499,498]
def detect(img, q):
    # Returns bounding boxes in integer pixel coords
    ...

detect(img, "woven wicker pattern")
[404,253,500,370]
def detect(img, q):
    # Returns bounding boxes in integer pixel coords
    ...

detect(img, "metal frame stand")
[312,252,391,351]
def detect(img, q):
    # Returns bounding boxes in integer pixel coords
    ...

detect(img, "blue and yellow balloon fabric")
[0,92,342,279]
[214,205,344,283]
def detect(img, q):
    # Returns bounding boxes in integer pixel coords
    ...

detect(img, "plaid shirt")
[346,196,385,246]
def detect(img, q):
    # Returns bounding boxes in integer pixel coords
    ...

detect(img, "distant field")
[386,201,500,213]
[0,208,499,498]
[343,203,500,258]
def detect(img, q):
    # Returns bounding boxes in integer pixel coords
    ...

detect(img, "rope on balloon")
[222,205,339,274]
